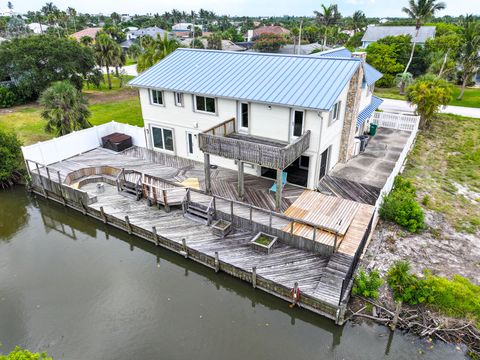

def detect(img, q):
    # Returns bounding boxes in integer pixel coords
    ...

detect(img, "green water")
[0,188,468,360]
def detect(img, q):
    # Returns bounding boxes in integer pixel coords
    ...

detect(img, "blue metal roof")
[312,47,352,58]
[128,48,362,111]
[364,63,383,86]
[357,96,383,127]
[311,47,382,86]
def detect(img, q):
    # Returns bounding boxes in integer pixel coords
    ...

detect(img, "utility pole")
[297,19,303,55]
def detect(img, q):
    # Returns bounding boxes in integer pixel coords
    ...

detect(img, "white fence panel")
[372,112,419,132]
[21,121,146,166]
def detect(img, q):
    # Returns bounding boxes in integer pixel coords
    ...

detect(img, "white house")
[172,22,195,32]
[361,25,436,48]
[128,48,382,207]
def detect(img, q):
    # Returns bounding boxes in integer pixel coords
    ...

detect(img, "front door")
[318,147,330,180]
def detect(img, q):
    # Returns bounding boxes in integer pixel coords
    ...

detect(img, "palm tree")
[402,0,446,74]
[350,10,367,33]
[94,33,121,89]
[40,81,91,136]
[67,7,77,32]
[456,15,480,100]
[314,4,342,49]
[137,34,179,73]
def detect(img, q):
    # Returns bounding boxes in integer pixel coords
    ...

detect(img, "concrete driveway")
[379,98,480,119]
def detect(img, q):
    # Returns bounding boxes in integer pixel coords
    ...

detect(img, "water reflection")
[0,187,29,241]
[0,188,468,360]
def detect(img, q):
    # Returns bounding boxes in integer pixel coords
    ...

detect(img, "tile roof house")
[361,26,436,48]
[128,48,384,208]
[71,27,102,41]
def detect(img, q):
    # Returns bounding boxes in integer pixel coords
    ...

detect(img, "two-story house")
[129,48,382,209]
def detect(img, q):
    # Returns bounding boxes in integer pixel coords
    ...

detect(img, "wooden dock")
[25,146,376,323]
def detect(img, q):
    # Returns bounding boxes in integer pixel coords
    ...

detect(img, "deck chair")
[269,172,287,193]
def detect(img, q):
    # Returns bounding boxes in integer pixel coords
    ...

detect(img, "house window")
[292,110,304,137]
[240,102,249,129]
[151,126,174,152]
[330,101,341,124]
[175,92,184,107]
[150,89,163,105]
[195,95,216,113]
[186,132,194,155]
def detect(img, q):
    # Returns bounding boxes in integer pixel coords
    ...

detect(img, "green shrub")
[379,176,425,232]
[0,87,16,108]
[352,268,383,299]
[0,346,52,360]
[386,260,434,304]
[387,261,480,325]
[0,129,23,188]
[421,194,430,206]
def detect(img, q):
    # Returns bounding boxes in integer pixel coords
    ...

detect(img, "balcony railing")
[198,118,311,170]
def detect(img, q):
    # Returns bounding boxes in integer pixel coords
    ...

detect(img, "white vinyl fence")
[373,111,420,209]
[22,121,146,169]
[372,111,419,131]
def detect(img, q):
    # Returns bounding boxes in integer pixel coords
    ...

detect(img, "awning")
[357,96,384,127]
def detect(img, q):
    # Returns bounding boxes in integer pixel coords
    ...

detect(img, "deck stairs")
[184,202,213,225]
[116,169,143,200]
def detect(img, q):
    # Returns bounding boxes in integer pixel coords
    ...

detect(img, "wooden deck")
[282,190,375,253]
[317,175,381,205]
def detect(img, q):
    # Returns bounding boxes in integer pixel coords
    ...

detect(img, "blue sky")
[11,0,480,17]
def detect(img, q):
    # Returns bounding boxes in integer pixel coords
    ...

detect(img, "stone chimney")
[338,65,364,163]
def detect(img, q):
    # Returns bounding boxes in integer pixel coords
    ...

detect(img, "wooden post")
[290,221,294,238]
[204,153,211,194]
[100,206,107,224]
[292,282,299,306]
[80,199,87,215]
[213,197,216,216]
[152,226,159,246]
[275,169,282,211]
[182,238,188,258]
[57,171,66,206]
[390,301,402,331]
[237,160,244,200]
[313,227,316,241]
[269,212,272,229]
[249,205,253,222]
[252,266,257,288]
[125,215,132,234]
[162,190,170,212]
[230,200,233,220]
[46,167,51,181]
[214,251,220,273]
[35,162,47,197]
[334,233,338,251]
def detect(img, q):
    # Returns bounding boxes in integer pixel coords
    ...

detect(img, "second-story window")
[150,89,163,105]
[195,95,216,113]
[175,92,184,107]
[330,101,341,124]
[292,110,304,137]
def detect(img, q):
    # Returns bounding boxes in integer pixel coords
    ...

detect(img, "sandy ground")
[364,211,480,285]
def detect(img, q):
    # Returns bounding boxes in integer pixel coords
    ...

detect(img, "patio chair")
[269,172,288,193]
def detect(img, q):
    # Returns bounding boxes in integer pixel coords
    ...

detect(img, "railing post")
[312,227,316,242]
[230,200,233,220]
[100,206,107,223]
[249,205,253,222]
[334,233,338,251]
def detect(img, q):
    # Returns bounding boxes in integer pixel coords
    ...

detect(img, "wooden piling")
[214,251,220,273]
[125,215,132,234]
[252,266,257,288]
[152,226,159,246]
[100,206,107,223]
[182,238,188,258]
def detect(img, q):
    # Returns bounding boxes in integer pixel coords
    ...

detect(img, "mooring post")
[125,215,132,234]
[214,251,220,273]
[252,266,257,288]
[100,206,107,224]
[313,227,317,242]
[80,199,87,215]
[35,162,47,198]
[291,282,299,306]
[390,301,402,331]
[152,226,159,246]
[182,238,188,258]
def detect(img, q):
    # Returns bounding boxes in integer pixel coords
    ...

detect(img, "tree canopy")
[40,81,91,136]
[0,129,23,189]
[253,33,287,52]
[0,35,96,102]
[0,346,52,360]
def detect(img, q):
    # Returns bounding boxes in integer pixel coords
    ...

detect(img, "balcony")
[198,118,311,170]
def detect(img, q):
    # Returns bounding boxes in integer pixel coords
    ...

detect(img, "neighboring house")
[180,38,246,51]
[172,31,191,39]
[246,25,290,41]
[126,26,169,41]
[27,22,49,34]
[361,25,436,48]
[128,48,383,193]
[277,42,323,55]
[172,23,195,32]
[71,27,102,41]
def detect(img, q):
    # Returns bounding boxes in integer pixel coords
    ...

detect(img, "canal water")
[0,188,467,360]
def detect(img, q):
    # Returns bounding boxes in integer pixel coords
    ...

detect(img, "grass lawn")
[403,114,480,233]
[0,79,142,145]
[375,86,480,108]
